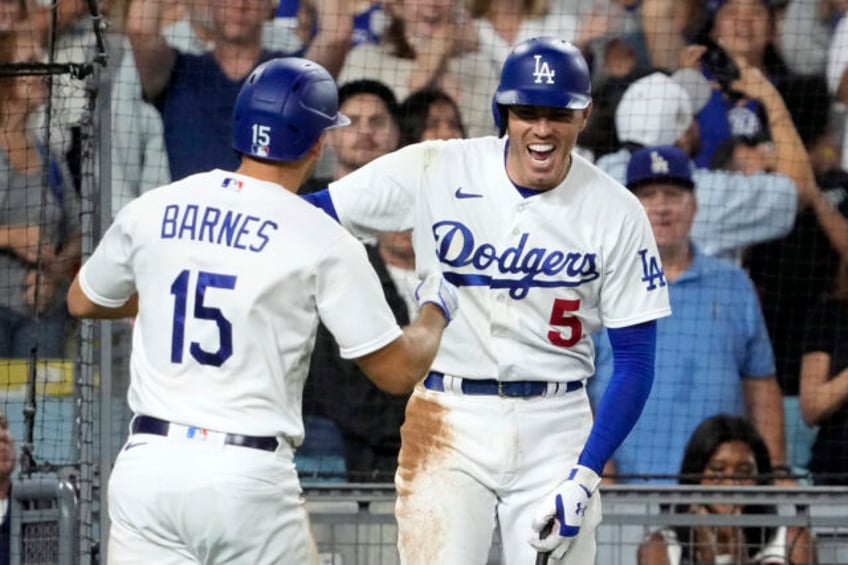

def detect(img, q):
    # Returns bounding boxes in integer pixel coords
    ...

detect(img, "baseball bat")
[535,520,554,565]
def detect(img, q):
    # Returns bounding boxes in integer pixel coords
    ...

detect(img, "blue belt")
[423,372,583,398]
[131,415,279,452]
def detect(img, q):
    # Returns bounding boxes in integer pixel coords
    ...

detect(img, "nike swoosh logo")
[455,186,483,199]
[124,441,147,451]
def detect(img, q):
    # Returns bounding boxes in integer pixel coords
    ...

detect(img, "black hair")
[397,87,466,146]
[673,414,777,563]
[337,79,400,122]
[709,135,760,170]
[780,74,831,147]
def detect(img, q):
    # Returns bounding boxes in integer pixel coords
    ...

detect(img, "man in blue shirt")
[589,145,788,483]
[127,0,354,181]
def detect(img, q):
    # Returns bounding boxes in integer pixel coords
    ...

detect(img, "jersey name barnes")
[160,203,279,253]
[434,221,599,299]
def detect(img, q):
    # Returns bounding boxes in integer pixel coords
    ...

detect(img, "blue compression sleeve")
[301,189,339,222]
[577,320,657,474]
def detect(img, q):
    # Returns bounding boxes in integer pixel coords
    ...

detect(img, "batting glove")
[414,273,459,323]
[529,465,601,559]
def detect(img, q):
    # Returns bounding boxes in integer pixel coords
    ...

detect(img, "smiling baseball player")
[65,58,458,565]
[304,37,671,564]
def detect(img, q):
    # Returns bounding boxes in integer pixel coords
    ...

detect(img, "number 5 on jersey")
[548,298,581,348]
[170,269,237,367]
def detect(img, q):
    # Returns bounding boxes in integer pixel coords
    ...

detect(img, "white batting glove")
[414,273,459,323]
[529,465,601,559]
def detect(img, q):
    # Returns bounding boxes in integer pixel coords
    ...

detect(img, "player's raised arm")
[126,0,177,100]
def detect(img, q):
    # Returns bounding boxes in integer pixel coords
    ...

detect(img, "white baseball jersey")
[329,137,671,382]
[78,169,402,444]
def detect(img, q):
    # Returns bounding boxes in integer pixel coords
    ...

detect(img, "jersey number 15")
[170,269,236,367]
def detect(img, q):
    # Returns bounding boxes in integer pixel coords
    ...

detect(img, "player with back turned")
[303,37,671,564]
[65,58,458,565]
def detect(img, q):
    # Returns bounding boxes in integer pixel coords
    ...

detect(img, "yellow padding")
[0,359,74,397]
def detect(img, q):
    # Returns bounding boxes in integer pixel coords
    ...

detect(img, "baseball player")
[304,37,671,564]
[65,58,458,565]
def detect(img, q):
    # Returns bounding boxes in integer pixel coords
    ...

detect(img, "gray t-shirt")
[0,142,81,315]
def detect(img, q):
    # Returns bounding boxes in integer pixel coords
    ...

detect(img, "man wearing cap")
[589,145,788,483]
[596,69,819,264]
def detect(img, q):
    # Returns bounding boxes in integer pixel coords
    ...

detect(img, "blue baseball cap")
[626,146,695,192]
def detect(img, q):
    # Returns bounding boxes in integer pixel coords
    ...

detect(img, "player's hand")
[414,273,459,323]
[529,465,601,559]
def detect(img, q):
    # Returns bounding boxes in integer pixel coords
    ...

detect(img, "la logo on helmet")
[532,55,556,84]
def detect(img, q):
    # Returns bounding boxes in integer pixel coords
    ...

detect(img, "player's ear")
[309,133,327,160]
[578,101,593,131]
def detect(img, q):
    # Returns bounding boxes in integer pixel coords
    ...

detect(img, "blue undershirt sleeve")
[577,320,657,474]
[301,189,339,223]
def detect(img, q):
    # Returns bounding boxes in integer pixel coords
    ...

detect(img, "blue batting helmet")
[232,57,350,162]
[492,37,591,133]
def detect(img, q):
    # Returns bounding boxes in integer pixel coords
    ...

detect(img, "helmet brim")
[494,88,591,110]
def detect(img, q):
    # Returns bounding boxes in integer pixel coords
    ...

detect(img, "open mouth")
[528,143,554,164]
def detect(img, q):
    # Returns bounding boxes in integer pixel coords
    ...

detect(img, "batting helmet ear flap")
[491,96,509,137]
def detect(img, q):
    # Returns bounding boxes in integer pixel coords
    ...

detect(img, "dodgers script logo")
[432,221,598,299]
[532,55,556,84]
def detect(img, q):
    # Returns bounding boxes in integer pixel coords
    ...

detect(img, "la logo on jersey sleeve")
[638,249,666,291]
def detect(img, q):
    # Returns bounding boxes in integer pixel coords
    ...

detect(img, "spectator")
[468,0,578,76]
[276,0,388,50]
[128,0,353,181]
[159,0,218,54]
[590,146,788,483]
[37,2,171,215]
[637,414,816,565]
[336,0,499,137]
[778,0,843,77]
[577,0,655,85]
[161,0,304,55]
[745,74,848,474]
[0,28,81,358]
[800,257,848,485]
[0,413,14,565]
[298,79,409,481]
[597,68,818,263]
[692,0,795,168]
[639,0,710,72]
[827,1,848,170]
[0,0,25,32]
[396,86,465,146]
[301,79,401,191]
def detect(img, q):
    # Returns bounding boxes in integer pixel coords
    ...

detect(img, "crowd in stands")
[1,0,847,498]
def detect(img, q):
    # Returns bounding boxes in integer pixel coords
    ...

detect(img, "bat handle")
[535,519,554,564]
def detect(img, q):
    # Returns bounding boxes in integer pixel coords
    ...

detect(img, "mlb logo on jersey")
[221,177,244,191]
